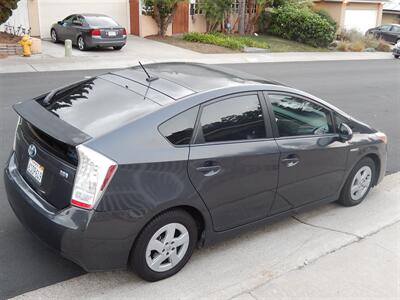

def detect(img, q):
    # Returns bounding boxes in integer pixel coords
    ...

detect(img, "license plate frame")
[107,31,117,37]
[26,158,44,184]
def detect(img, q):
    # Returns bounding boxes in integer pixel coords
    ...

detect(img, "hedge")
[183,32,269,50]
[269,5,336,47]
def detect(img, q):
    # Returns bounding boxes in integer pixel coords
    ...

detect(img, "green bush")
[183,32,268,50]
[314,9,337,33]
[269,5,336,47]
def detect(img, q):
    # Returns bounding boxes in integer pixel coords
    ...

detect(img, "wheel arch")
[128,205,208,262]
[364,153,381,186]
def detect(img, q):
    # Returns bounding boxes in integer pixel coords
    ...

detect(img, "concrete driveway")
[39,35,199,59]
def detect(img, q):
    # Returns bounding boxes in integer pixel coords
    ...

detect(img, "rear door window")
[159,106,199,146]
[391,25,400,32]
[196,94,266,143]
[268,93,333,137]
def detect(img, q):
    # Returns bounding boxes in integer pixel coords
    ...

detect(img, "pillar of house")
[27,0,41,37]
[339,1,347,32]
[376,3,383,26]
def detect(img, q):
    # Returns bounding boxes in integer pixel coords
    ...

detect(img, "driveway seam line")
[227,219,400,300]
[291,215,362,238]
[27,63,39,72]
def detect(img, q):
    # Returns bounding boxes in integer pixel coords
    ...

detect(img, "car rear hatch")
[12,74,178,210]
[13,117,80,210]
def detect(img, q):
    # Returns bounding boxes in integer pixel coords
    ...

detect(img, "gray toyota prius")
[4,63,387,281]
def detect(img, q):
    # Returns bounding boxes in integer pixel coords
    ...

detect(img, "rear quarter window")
[159,106,199,146]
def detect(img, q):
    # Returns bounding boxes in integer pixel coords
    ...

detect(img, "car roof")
[109,63,283,102]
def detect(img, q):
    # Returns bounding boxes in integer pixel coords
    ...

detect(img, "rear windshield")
[39,78,160,137]
[85,16,119,27]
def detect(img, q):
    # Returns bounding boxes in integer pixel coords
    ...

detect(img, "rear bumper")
[86,36,126,48]
[4,153,133,271]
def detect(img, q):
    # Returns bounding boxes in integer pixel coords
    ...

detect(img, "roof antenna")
[139,61,159,82]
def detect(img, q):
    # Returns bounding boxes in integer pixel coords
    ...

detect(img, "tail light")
[90,29,101,36]
[375,132,387,144]
[12,117,21,151]
[71,145,117,209]
[121,28,127,36]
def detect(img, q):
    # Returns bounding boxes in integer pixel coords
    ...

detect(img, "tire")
[113,46,123,50]
[77,36,87,51]
[395,55,399,59]
[51,29,58,43]
[338,157,375,207]
[130,209,198,282]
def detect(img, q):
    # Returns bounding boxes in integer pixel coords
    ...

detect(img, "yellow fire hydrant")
[18,35,32,57]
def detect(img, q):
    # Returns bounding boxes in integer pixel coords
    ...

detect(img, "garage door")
[38,0,130,39]
[344,9,378,34]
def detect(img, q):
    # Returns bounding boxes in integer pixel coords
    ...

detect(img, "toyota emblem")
[28,144,37,158]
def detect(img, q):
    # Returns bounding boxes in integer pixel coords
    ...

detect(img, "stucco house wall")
[313,0,384,33]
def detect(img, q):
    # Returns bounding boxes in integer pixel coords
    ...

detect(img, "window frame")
[191,91,274,146]
[263,91,338,140]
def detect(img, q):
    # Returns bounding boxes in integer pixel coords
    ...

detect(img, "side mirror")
[338,123,353,141]
[58,21,63,25]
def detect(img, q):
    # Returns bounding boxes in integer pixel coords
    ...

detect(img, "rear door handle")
[281,155,300,168]
[196,165,221,177]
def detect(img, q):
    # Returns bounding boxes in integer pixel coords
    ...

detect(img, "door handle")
[281,155,300,168]
[196,165,221,177]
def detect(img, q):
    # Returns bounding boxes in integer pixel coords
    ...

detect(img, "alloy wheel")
[51,30,57,42]
[78,37,85,50]
[350,166,372,201]
[145,223,189,272]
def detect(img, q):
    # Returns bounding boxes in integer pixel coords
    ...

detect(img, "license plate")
[26,158,44,184]
[107,31,117,37]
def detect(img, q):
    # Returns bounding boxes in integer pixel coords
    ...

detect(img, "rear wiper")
[138,61,159,83]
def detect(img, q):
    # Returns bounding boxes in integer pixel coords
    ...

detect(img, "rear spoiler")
[13,99,91,146]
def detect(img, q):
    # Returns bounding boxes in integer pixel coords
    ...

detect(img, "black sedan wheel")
[77,36,87,51]
[338,157,375,207]
[51,29,58,43]
[130,209,197,282]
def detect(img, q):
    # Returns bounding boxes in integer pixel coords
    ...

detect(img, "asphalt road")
[0,60,399,299]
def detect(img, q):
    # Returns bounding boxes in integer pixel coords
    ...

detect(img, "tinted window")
[85,16,119,27]
[199,94,266,143]
[381,25,392,31]
[159,107,199,145]
[39,77,160,137]
[392,26,400,32]
[269,94,333,137]
[63,15,75,24]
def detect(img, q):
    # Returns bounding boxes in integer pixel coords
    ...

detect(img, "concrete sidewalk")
[0,36,394,73]
[13,173,400,300]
